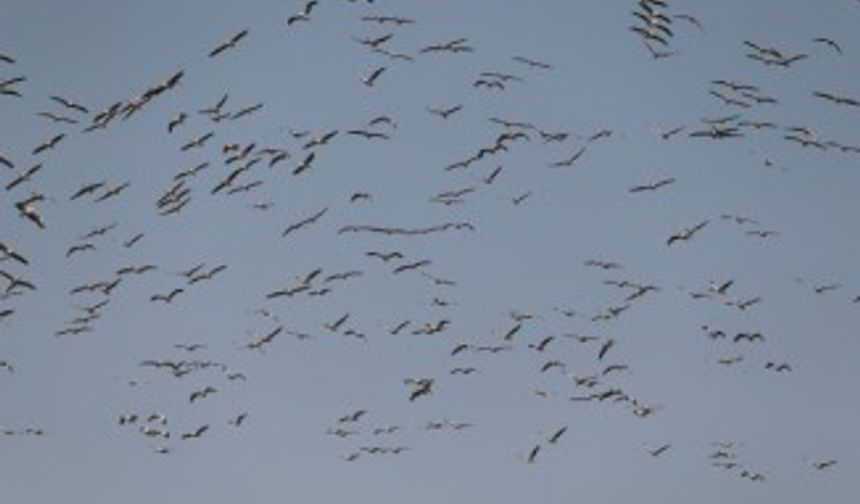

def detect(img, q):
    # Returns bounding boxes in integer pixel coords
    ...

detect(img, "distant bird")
[95,181,130,202]
[246,326,283,351]
[347,129,389,140]
[282,206,327,236]
[32,133,65,155]
[585,259,623,270]
[421,38,473,54]
[124,233,144,248]
[667,220,709,245]
[181,424,209,440]
[427,104,462,119]
[765,361,792,372]
[150,288,183,303]
[598,338,615,360]
[0,242,28,265]
[407,378,434,401]
[528,336,554,352]
[180,131,215,151]
[734,331,764,343]
[366,251,403,262]
[49,95,89,114]
[5,164,42,191]
[811,459,838,470]
[361,66,386,87]
[393,259,431,274]
[717,355,744,366]
[70,181,106,201]
[548,426,567,444]
[361,15,414,25]
[167,112,186,133]
[646,443,671,457]
[15,194,46,229]
[629,177,675,193]
[324,313,350,333]
[0,151,14,169]
[673,13,703,31]
[549,147,586,167]
[209,29,249,58]
[293,152,317,175]
[66,243,96,258]
[189,386,217,403]
[512,56,553,70]
[288,1,318,25]
[740,470,766,482]
[527,444,541,463]
[812,37,842,55]
[229,413,248,427]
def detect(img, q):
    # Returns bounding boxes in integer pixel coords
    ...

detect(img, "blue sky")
[1,1,859,502]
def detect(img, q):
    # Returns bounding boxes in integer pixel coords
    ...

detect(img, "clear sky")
[1,1,859,502]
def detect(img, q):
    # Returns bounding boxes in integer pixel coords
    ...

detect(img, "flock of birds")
[1,0,856,499]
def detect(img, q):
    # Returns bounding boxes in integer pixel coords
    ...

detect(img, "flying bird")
[208,29,249,58]
[361,66,386,87]
[288,1,318,25]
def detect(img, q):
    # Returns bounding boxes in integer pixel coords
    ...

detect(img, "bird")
[49,95,89,114]
[598,338,615,360]
[0,151,14,169]
[246,326,283,351]
[549,147,586,167]
[15,194,46,229]
[548,426,567,444]
[324,313,350,333]
[812,37,842,55]
[282,207,327,236]
[527,444,541,463]
[229,413,249,427]
[512,56,553,70]
[180,131,214,151]
[646,443,671,457]
[667,220,709,245]
[765,361,792,372]
[5,164,42,191]
[811,459,838,470]
[293,152,316,175]
[288,1,318,25]
[167,112,186,133]
[407,378,434,401]
[361,66,386,87]
[427,104,463,119]
[734,331,765,343]
[69,181,106,201]
[393,259,431,274]
[95,181,130,202]
[66,243,96,258]
[208,29,249,58]
[0,242,28,265]
[150,288,184,303]
[629,177,675,193]
[181,424,209,440]
[32,133,65,155]
[189,386,217,403]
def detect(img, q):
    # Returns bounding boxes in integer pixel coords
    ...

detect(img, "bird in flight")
[667,220,709,245]
[629,177,675,193]
[288,1,318,25]
[361,66,386,87]
[209,29,249,58]
[646,443,671,457]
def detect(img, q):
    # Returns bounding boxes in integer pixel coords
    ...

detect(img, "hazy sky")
[1,1,859,503]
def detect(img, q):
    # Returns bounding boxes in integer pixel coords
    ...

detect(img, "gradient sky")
[1,1,859,503]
